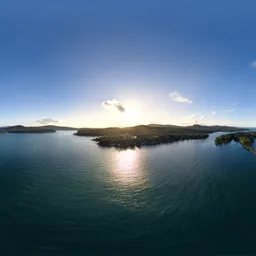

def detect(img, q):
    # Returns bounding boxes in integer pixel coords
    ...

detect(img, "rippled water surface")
[1,131,256,254]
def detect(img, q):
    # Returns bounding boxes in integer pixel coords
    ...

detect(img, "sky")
[1,0,256,127]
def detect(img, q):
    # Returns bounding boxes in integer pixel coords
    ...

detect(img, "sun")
[121,108,140,126]
[107,99,145,127]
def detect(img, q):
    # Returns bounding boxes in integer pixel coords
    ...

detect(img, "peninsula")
[75,124,247,149]
[215,131,256,154]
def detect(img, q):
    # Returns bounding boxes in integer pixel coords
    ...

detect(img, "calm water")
[1,131,256,255]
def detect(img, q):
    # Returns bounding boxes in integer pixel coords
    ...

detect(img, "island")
[0,125,56,134]
[215,131,256,154]
[74,124,248,149]
[92,134,209,148]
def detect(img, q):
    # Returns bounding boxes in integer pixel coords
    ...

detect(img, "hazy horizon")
[1,123,254,130]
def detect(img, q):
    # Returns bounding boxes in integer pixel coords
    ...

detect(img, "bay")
[0,131,256,255]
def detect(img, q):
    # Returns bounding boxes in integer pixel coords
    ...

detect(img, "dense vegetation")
[215,131,256,154]
[0,125,56,134]
[75,124,247,137]
[40,125,77,130]
[74,124,247,149]
[93,134,209,149]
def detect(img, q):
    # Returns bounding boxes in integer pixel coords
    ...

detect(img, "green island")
[74,124,248,149]
[215,131,256,154]
[92,134,209,148]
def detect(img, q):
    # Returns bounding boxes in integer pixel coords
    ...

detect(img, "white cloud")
[170,91,192,104]
[224,109,235,112]
[231,102,238,106]
[102,99,125,113]
[188,114,207,122]
[36,118,58,125]
[189,114,197,119]
[212,111,216,115]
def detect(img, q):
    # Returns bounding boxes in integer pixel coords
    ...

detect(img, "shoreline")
[91,134,209,149]
[215,131,256,156]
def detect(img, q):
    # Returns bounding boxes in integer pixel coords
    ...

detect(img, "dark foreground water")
[1,131,256,255]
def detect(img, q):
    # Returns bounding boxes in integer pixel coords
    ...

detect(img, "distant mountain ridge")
[0,124,247,135]
[0,125,77,133]
[75,124,248,137]
[148,124,183,128]
[0,125,77,131]
[40,125,77,130]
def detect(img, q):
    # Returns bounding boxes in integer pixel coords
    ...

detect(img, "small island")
[215,131,256,154]
[74,124,248,149]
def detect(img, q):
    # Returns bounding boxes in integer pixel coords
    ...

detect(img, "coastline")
[215,131,256,156]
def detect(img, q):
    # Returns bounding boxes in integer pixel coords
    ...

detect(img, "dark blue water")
[1,131,256,255]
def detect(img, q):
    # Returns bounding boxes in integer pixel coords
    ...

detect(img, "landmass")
[93,134,209,148]
[75,124,246,137]
[0,125,56,134]
[0,125,77,134]
[74,124,248,149]
[40,125,77,130]
[215,131,256,154]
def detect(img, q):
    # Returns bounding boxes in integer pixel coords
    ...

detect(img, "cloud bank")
[36,118,58,125]
[102,99,125,113]
[170,91,192,104]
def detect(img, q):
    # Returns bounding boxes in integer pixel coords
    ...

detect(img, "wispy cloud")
[251,61,256,68]
[188,114,207,122]
[102,99,125,113]
[170,91,192,104]
[224,109,235,112]
[231,102,238,106]
[36,118,58,125]
[212,111,216,115]
[189,114,197,119]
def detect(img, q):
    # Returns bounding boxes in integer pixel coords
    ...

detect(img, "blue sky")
[1,0,256,127]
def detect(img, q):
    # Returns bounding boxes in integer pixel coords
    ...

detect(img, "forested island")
[215,131,256,154]
[0,125,78,134]
[0,125,56,133]
[75,124,248,149]
[93,133,209,148]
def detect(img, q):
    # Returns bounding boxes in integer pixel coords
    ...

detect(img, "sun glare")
[120,102,144,126]
[122,109,138,125]
[109,149,146,186]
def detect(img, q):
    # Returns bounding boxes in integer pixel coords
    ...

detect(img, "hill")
[148,124,182,128]
[40,125,77,130]
[0,125,55,134]
[74,124,247,137]
[0,125,77,133]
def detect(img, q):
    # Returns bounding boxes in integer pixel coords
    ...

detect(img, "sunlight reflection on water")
[105,149,148,188]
